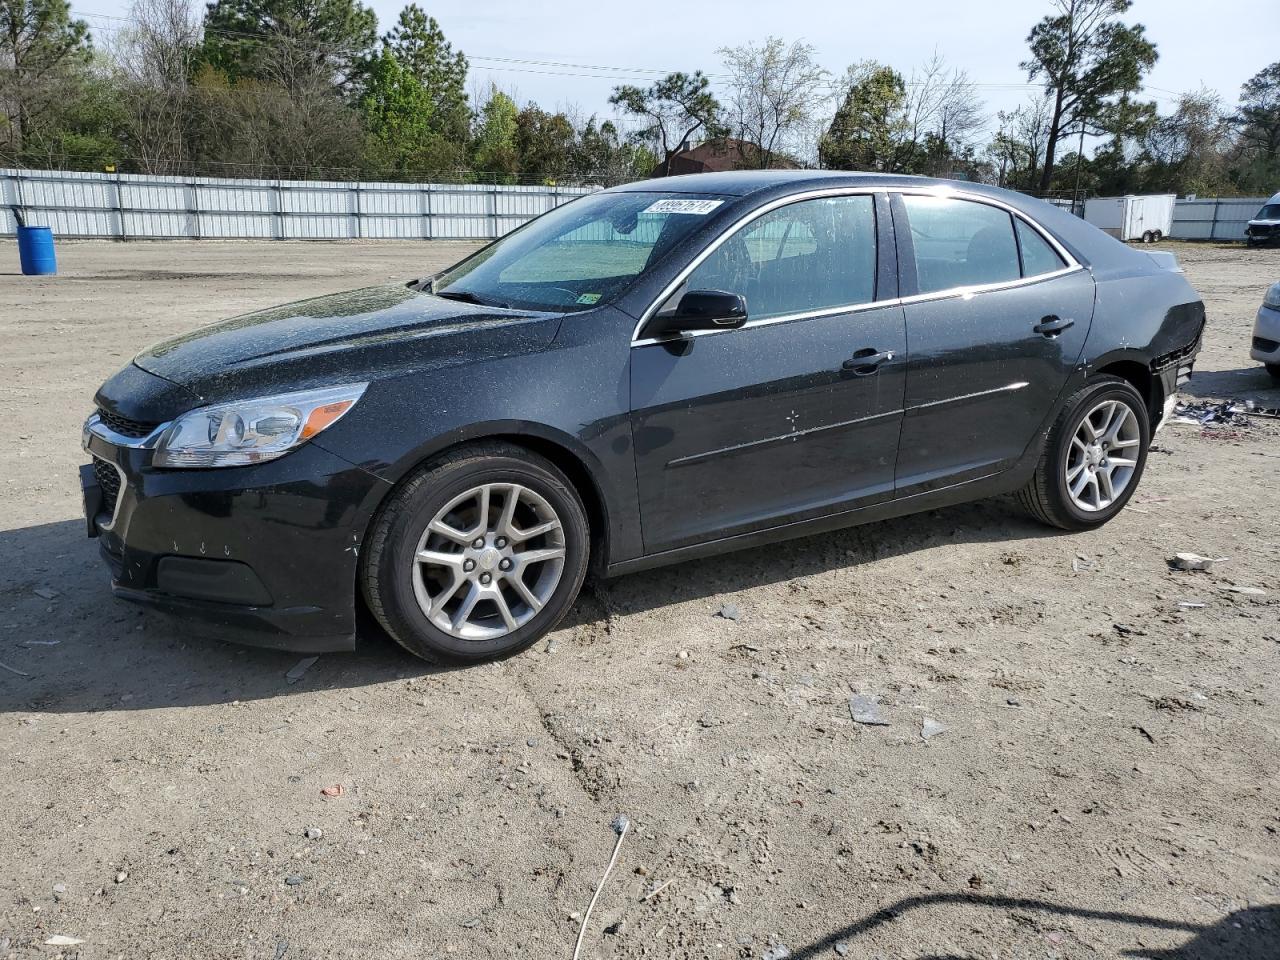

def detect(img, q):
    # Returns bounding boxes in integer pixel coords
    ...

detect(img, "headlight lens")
[1265,282,1280,310]
[153,383,368,468]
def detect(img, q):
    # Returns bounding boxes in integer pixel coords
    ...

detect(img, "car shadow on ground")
[0,495,1066,715]
[1177,364,1280,404]
[787,892,1279,959]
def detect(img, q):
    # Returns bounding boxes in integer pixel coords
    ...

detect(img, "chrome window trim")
[630,184,1084,347]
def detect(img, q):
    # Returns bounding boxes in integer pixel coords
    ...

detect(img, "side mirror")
[651,290,748,337]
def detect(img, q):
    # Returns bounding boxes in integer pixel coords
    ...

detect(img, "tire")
[1140,231,1154,244]
[1266,363,1280,381]
[1151,230,1163,242]
[1018,375,1151,531]
[361,442,590,664]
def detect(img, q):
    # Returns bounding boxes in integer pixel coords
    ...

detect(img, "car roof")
[608,170,937,197]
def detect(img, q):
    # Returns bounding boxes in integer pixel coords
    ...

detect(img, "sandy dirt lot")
[0,239,1277,959]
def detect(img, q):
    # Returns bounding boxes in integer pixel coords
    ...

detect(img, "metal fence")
[1170,197,1268,241]
[0,168,598,241]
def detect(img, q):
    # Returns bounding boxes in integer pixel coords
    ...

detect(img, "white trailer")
[1083,194,1176,243]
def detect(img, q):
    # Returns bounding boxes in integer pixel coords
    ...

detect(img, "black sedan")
[83,171,1205,664]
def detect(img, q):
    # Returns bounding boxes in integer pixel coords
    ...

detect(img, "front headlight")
[1264,282,1280,310]
[153,383,368,468]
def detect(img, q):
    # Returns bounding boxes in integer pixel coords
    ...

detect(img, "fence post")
[352,180,362,240]
[272,181,284,240]
[1212,199,1221,241]
[490,182,499,239]
[114,173,128,241]
[423,183,432,241]
[188,179,202,240]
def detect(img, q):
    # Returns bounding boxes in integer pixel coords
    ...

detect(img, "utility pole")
[1072,118,1087,216]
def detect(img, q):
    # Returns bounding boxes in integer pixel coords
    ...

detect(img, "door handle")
[1033,315,1074,337]
[842,348,894,374]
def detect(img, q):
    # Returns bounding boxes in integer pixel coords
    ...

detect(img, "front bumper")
[1246,223,1280,245]
[82,423,391,653]
[1251,303,1280,364]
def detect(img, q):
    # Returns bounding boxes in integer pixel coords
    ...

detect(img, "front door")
[630,193,907,554]
[893,194,1095,494]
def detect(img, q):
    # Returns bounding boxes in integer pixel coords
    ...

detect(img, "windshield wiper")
[435,289,509,309]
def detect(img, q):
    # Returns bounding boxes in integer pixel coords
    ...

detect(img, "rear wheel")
[362,443,590,664]
[1018,376,1150,530]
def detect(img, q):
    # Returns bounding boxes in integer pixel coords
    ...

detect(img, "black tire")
[1266,363,1280,381]
[1017,375,1151,531]
[361,442,590,664]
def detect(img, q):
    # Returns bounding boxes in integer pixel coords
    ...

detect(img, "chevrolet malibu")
[82,171,1205,664]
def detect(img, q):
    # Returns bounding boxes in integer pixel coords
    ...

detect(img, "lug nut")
[472,538,485,549]
[499,558,512,571]
[463,559,476,572]
[480,573,492,585]
[495,537,507,548]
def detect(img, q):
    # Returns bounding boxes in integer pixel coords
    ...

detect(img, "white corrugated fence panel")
[0,168,594,240]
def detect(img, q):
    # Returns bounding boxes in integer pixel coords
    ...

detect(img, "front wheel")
[1018,376,1151,530]
[361,443,590,664]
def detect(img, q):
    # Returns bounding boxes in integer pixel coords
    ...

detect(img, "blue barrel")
[17,225,57,275]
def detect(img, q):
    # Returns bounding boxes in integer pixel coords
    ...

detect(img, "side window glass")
[682,195,876,321]
[903,196,1020,293]
[1015,218,1067,277]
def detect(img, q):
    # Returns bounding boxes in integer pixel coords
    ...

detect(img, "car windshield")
[1256,204,1280,220]
[432,192,726,312]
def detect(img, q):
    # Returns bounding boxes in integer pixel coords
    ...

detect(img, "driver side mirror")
[649,290,748,337]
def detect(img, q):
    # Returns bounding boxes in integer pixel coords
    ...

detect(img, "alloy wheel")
[1064,398,1142,512]
[412,482,566,641]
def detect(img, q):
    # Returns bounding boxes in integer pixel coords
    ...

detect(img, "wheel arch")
[373,421,614,575]
[1090,351,1160,422]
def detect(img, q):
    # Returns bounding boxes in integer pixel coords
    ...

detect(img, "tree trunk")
[1038,90,1066,196]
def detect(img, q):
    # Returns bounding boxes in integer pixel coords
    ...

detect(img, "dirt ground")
[0,239,1277,960]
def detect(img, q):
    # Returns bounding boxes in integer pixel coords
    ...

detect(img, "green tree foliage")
[471,84,519,182]
[200,0,377,97]
[570,117,654,184]
[609,71,723,166]
[0,0,92,155]
[1022,0,1158,195]
[382,4,467,140]
[514,105,574,183]
[1233,62,1280,190]
[819,62,908,171]
[360,46,464,174]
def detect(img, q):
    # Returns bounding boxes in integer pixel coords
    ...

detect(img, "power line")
[69,8,1180,102]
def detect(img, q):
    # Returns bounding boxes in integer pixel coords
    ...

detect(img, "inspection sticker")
[576,293,602,304]
[642,198,724,216]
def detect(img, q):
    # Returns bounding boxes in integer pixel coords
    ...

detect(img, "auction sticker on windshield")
[642,198,724,215]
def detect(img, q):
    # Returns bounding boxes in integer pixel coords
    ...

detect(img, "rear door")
[630,193,907,554]
[893,193,1094,494]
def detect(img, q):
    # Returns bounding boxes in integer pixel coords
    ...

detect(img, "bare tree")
[718,37,829,168]
[984,94,1053,189]
[111,0,201,171]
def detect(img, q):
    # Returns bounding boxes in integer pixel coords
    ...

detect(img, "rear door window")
[682,194,877,321]
[902,195,1021,293]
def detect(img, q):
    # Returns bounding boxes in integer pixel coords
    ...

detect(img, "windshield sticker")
[642,198,724,216]
[576,293,602,304]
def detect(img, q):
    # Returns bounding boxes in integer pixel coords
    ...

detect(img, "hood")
[131,284,563,402]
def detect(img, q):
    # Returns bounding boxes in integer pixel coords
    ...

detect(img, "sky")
[71,0,1280,144]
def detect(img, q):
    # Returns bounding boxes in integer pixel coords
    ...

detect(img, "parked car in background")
[1246,193,1280,247]
[1253,281,1280,379]
[82,171,1206,665]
